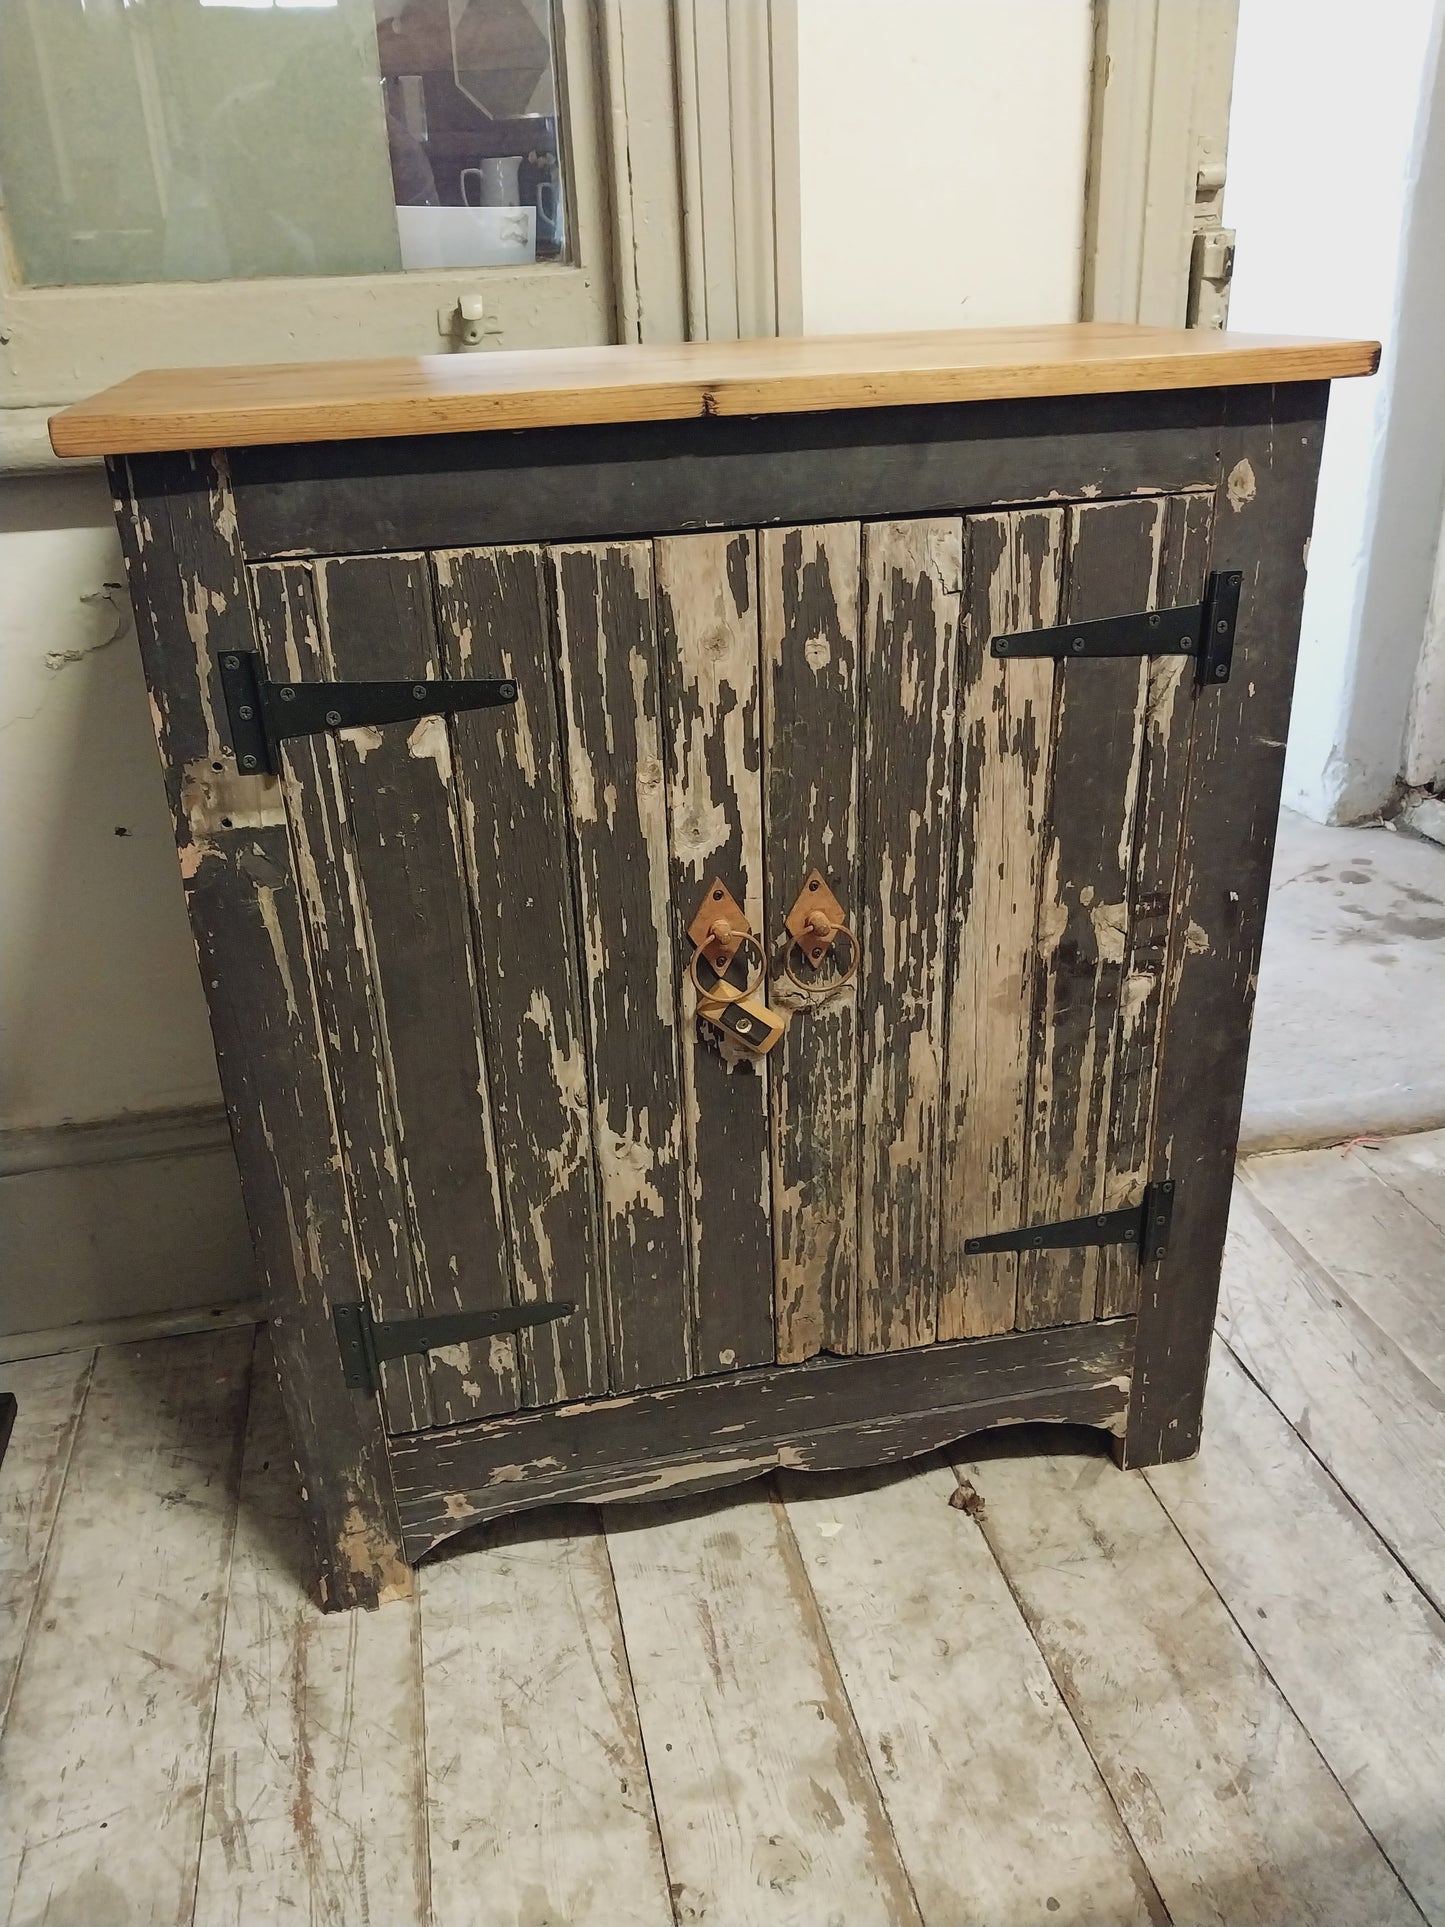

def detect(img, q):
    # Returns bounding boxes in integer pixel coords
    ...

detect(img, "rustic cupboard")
[52,325,1377,1608]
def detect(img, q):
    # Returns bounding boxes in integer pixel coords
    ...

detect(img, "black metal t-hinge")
[992,572,1241,685]
[963,1181,1176,1265]
[220,650,517,775]
[334,1299,576,1397]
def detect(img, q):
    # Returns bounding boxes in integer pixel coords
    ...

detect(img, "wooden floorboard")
[1218,1183,1445,1616]
[4,1134,1445,1926]
[420,1507,673,1927]
[955,1428,1426,1926]
[604,1485,920,1927]
[0,1330,252,1927]
[778,1461,1166,1927]
[1148,1340,1445,1927]
[0,1349,93,1730]
[1241,1144,1445,1390]
[192,1346,429,1927]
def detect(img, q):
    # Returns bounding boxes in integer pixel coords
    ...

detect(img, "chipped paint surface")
[1227,457,1257,513]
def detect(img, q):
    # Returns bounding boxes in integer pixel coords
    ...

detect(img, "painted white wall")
[795,0,1093,333]
[0,472,222,1133]
[1225,0,1445,822]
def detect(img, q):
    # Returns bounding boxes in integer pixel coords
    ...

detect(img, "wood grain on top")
[50,323,1378,456]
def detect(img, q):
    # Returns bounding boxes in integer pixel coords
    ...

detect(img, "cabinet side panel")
[309,554,522,1428]
[109,452,406,1610]
[1095,490,1215,1321]
[1126,384,1329,1465]
[655,532,774,1374]
[938,509,1064,1339]
[858,519,963,1354]
[433,547,609,1407]
[760,526,863,1363]
[250,563,432,1433]
[1016,498,1165,1331]
[552,543,693,1393]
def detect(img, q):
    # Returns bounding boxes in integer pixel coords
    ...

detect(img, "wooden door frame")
[1082,0,1239,326]
[598,0,803,345]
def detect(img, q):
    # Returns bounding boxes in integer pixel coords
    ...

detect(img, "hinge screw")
[1214,663,1229,679]
[1071,636,1086,652]
[413,685,428,701]
[500,682,517,700]
[240,754,258,770]
[237,704,254,720]
[223,654,240,669]
[325,709,343,727]
[279,686,297,703]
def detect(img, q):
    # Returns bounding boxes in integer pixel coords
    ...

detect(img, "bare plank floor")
[2,1135,1443,1927]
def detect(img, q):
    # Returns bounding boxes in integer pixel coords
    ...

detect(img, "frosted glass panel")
[0,0,568,287]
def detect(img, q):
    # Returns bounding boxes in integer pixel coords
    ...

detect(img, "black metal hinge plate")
[334,1299,576,1396]
[220,650,517,775]
[963,1181,1176,1265]
[992,572,1241,683]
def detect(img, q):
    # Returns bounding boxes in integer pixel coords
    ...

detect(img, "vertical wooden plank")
[606,1487,922,1927]
[433,546,608,1408]
[1126,383,1329,1464]
[249,563,431,1432]
[781,1463,1164,1925]
[422,1512,673,1927]
[1016,496,1166,1332]
[760,524,862,1363]
[194,1345,430,1927]
[938,509,1065,1340]
[858,519,962,1354]
[0,1349,94,1730]
[113,452,406,1608]
[311,553,521,1428]
[1096,490,1215,1320]
[552,543,692,1393]
[0,1331,252,1927]
[656,529,773,1375]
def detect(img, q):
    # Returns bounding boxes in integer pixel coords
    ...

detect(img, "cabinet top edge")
[49,323,1379,460]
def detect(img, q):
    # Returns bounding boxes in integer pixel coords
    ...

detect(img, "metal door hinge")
[333,1298,575,1396]
[963,1181,1176,1265]
[220,650,517,775]
[992,573,1241,683]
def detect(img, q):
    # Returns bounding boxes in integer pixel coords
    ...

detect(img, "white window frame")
[0,0,617,412]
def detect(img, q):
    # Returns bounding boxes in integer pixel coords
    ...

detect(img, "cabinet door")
[251,537,778,1431]
[760,494,1213,1360]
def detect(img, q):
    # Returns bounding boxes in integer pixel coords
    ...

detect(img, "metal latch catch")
[333,1298,575,1396]
[963,1181,1175,1265]
[992,572,1241,683]
[220,650,518,775]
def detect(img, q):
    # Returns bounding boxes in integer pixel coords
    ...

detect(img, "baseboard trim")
[0,1102,256,1338]
[0,1102,233,1178]
[0,1298,264,1365]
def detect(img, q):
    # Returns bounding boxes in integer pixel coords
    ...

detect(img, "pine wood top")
[50,323,1378,458]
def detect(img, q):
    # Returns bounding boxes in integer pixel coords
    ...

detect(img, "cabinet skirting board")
[390,1318,1134,1560]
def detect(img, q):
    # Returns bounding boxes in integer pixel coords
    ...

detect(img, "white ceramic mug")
[461,157,522,207]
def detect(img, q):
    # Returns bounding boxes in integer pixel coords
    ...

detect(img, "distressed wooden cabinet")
[53,325,1376,1608]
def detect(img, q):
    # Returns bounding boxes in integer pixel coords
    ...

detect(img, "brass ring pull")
[782,921,860,997]
[688,928,767,1004]
[781,869,859,1000]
